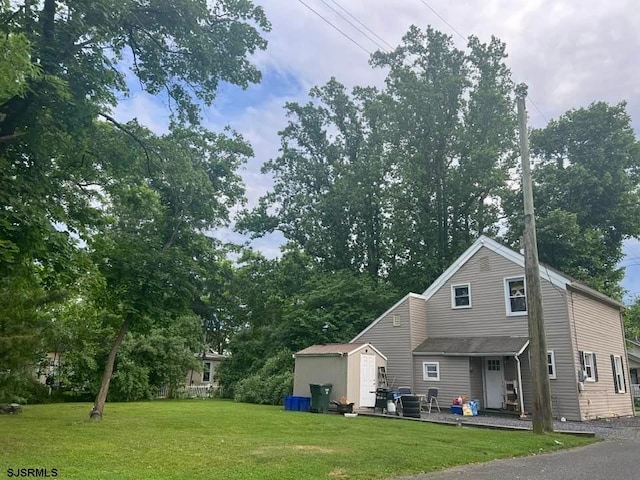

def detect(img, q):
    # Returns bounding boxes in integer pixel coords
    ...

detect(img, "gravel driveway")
[418,411,640,440]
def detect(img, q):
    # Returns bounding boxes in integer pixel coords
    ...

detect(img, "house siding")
[425,246,581,420]
[413,355,470,405]
[409,296,428,351]
[293,356,347,401]
[569,291,633,419]
[469,357,484,404]
[355,295,414,390]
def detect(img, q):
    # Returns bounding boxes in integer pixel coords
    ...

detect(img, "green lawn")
[0,400,594,480]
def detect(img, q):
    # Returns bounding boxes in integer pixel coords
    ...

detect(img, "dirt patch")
[252,445,335,455]
[328,468,349,479]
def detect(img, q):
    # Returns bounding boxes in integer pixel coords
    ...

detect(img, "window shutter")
[621,356,627,393]
[579,351,585,370]
[593,353,598,381]
[610,355,619,393]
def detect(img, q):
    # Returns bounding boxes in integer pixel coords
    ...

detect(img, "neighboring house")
[627,339,640,399]
[352,236,634,421]
[36,352,63,387]
[186,350,225,388]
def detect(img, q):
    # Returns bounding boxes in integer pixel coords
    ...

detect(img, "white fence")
[156,384,216,399]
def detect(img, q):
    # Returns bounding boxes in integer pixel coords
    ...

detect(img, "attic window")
[504,277,527,316]
[451,284,471,309]
[392,315,401,327]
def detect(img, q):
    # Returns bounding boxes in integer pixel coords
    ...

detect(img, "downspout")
[515,354,526,418]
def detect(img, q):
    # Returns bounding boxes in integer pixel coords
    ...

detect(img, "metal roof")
[413,336,529,356]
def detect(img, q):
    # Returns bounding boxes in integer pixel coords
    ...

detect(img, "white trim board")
[421,236,569,300]
[350,292,426,343]
[347,343,387,361]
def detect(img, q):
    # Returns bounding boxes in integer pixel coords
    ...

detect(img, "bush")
[233,350,294,405]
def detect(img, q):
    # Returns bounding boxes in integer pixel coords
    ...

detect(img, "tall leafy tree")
[503,102,640,298]
[240,79,391,276]
[372,27,516,292]
[87,122,251,419]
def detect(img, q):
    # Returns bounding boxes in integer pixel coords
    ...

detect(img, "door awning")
[413,336,529,357]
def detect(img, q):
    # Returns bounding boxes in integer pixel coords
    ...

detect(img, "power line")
[328,0,395,50]
[297,0,372,56]
[317,0,389,52]
[417,0,466,42]
[527,97,548,123]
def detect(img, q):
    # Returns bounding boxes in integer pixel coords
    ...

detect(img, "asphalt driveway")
[396,439,639,480]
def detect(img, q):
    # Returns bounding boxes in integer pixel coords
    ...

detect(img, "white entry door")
[359,355,377,407]
[484,357,504,409]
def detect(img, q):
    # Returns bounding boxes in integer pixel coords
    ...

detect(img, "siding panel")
[413,356,470,406]
[570,291,633,419]
[357,296,414,389]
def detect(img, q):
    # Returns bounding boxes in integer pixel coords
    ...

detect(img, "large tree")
[503,102,640,298]
[0,1,269,412]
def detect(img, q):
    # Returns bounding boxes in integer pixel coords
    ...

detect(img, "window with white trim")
[583,352,596,382]
[504,277,527,315]
[423,362,440,381]
[547,351,556,379]
[612,355,626,393]
[203,361,212,382]
[451,283,471,309]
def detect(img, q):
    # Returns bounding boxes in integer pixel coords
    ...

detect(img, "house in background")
[352,236,634,421]
[627,339,640,400]
[185,350,225,393]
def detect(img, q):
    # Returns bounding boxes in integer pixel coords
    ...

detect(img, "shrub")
[233,350,294,405]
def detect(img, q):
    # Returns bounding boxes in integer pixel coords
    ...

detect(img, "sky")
[114,0,640,301]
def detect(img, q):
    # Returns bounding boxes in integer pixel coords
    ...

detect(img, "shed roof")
[413,336,529,357]
[296,343,386,359]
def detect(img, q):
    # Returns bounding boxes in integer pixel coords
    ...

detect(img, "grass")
[0,400,595,480]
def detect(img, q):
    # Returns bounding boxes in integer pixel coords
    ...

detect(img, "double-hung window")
[423,362,440,381]
[580,351,597,382]
[203,362,212,382]
[505,277,527,315]
[547,351,556,379]
[451,284,471,309]
[611,355,626,393]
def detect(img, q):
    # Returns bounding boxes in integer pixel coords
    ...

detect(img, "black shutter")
[593,353,598,382]
[611,355,619,393]
[621,356,627,393]
[579,350,585,369]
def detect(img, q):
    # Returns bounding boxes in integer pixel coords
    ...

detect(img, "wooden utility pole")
[516,84,554,433]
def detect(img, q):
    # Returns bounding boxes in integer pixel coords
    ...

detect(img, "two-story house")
[352,236,634,421]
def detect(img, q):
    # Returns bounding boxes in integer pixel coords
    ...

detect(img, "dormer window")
[451,284,471,309]
[505,277,527,315]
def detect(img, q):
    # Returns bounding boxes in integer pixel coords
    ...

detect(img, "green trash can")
[309,383,332,413]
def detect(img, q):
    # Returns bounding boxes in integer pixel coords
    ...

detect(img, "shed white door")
[484,357,504,409]
[359,354,376,407]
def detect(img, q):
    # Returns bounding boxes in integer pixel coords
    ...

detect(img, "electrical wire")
[417,0,466,41]
[317,0,389,52]
[296,0,372,55]
[328,0,395,50]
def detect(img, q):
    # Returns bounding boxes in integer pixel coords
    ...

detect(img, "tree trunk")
[89,315,131,420]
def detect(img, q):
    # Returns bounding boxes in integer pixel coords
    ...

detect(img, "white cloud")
[116,0,640,288]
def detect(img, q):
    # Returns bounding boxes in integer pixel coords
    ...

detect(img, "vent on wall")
[478,256,491,271]
[392,315,401,327]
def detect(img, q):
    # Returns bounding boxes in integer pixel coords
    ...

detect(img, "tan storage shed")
[293,343,387,409]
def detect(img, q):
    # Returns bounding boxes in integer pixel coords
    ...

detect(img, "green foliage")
[624,298,640,340]
[242,26,516,293]
[233,350,294,405]
[504,102,640,298]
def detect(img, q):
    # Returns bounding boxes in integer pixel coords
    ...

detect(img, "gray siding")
[469,357,483,403]
[426,246,581,420]
[356,295,414,390]
[413,355,470,404]
[409,296,428,351]
[293,356,347,401]
[569,291,634,419]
